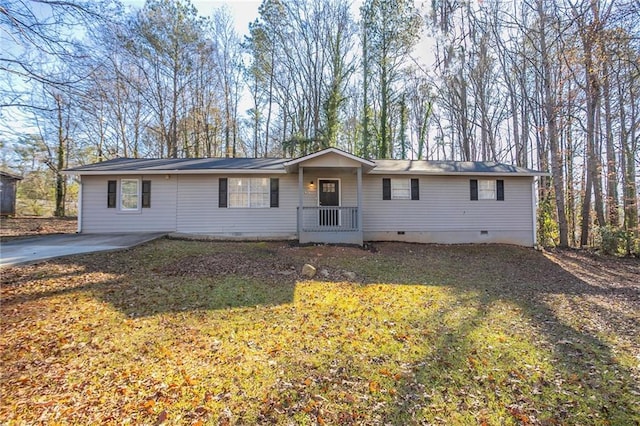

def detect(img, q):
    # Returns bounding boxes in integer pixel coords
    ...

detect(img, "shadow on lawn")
[1,241,299,315]
[371,244,640,423]
[2,241,638,422]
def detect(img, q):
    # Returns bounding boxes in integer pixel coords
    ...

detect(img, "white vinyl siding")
[362,175,534,245]
[80,175,177,232]
[176,175,297,237]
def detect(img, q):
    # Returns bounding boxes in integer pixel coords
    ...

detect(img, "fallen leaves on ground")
[0,216,77,240]
[1,240,638,424]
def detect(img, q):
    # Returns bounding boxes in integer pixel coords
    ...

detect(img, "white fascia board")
[367,170,548,177]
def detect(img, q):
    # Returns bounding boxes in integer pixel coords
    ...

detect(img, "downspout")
[357,167,363,242]
[175,174,179,233]
[77,176,82,233]
[531,177,537,248]
[298,167,304,240]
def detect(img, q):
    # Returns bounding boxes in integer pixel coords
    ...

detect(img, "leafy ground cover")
[1,239,638,425]
[0,216,77,240]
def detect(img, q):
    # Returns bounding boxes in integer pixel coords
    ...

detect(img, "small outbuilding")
[0,171,23,216]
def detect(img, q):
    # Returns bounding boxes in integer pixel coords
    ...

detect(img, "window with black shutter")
[410,178,419,200]
[270,178,279,207]
[471,179,503,201]
[107,180,116,208]
[470,179,479,200]
[142,180,151,208]
[382,178,391,200]
[497,180,504,201]
[219,178,228,208]
[384,178,420,200]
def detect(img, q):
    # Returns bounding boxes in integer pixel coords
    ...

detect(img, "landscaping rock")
[301,264,317,278]
[343,271,357,280]
[319,268,330,278]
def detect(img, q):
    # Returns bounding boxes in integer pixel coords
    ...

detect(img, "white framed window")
[391,178,411,199]
[229,178,270,208]
[120,179,140,210]
[478,179,496,200]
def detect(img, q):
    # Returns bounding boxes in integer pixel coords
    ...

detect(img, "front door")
[318,179,340,226]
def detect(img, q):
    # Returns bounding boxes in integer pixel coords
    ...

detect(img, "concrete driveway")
[0,233,166,267]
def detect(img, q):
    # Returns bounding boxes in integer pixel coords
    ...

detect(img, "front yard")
[1,240,638,425]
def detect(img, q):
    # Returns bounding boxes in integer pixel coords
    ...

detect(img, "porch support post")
[357,166,363,231]
[298,166,304,237]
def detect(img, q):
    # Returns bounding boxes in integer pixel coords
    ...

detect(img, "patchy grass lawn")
[1,240,638,425]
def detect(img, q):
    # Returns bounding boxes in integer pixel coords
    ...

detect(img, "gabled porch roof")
[283,148,376,173]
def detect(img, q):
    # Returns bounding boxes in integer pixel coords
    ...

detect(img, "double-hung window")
[120,179,140,210]
[470,179,504,201]
[478,180,496,200]
[391,179,411,199]
[382,178,419,200]
[229,178,270,208]
[107,179,151,210]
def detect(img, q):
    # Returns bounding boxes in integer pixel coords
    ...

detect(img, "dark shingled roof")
[65,155,545,176]
[0,171,23,180]
[65,157,290,173]
[370,159,543,175]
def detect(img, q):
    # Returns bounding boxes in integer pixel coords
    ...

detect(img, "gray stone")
[343,271,357,280]
[301,264,317,278]
[319,268,330,278]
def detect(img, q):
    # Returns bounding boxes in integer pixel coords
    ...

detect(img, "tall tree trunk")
[399,94,408,159]
[538,0,569,247]
[575,0,606,245]
[170,55,179,158]
[620,69,638,254]
[603,61,619,225]
[580,148,593,246]
[362,28,370,158]
[264,46,275,157]
[380,61,389,158]
[54,94,66,217]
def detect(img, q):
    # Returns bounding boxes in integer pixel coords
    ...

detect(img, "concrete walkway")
[0,233,166,267]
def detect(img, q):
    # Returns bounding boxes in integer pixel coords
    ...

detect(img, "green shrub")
[595,226,640,256]
[596,225,622,255]
[537,198,558,248]
[621,229,640,256]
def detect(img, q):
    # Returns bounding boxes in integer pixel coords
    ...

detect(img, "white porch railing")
[300,207,359,232]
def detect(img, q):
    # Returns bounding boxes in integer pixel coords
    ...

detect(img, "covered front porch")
[283,149,376,246]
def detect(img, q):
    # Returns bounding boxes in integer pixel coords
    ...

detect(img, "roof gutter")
[367,170,550,177]
[62,169,289,176]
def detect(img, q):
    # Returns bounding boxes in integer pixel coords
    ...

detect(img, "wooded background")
[1,0,638,253]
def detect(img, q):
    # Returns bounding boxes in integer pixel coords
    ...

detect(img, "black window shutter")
[219,178,228,208]
[470,179,478,201]
[382,178,391,200]
[107,180,116,208]
[411,178,419,200]
[270,178,279,207]
[142,180,151,208]
[496,179,504,201]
